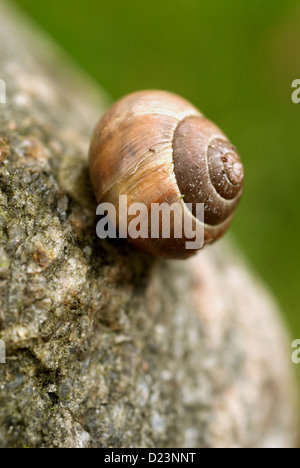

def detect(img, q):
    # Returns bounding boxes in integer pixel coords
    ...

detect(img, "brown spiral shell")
[89,90,244,259]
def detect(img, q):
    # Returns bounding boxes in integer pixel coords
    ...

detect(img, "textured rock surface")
[0,1,298,448]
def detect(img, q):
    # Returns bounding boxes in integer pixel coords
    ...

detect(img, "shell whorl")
[172,114,244,233]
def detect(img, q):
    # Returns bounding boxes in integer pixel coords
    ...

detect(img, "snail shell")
[89,90,244,259]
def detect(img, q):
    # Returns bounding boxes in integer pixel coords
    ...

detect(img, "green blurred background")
[13,1,300,338]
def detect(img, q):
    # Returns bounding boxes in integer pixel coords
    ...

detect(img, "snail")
[89,90,244,259]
